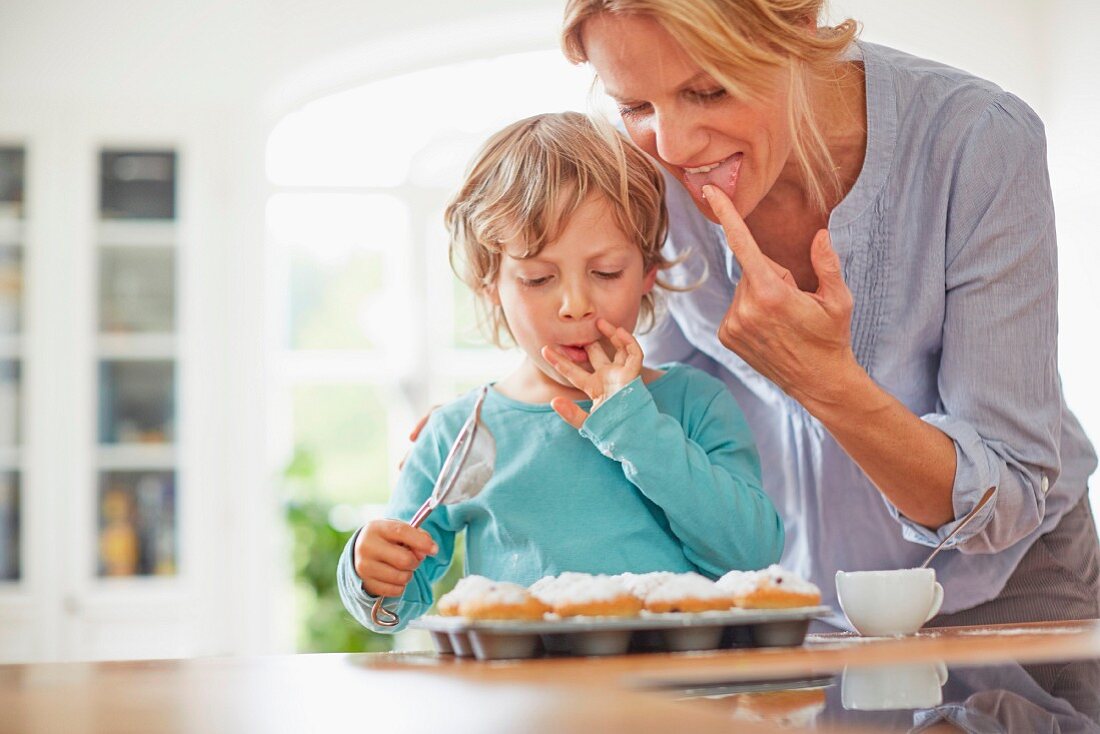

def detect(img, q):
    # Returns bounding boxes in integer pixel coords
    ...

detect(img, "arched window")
[266,49,606,649]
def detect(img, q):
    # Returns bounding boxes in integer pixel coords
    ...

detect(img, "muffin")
[717,565,822,609]
[531,572,643,618]
[436,575,496,616]
[457,579,551,621]
[641,572,736,613]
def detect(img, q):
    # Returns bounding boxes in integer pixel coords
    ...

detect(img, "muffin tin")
[412,606,831,660]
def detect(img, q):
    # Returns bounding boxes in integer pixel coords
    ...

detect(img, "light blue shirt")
[338,363,783,632]
[642,41,1098,626]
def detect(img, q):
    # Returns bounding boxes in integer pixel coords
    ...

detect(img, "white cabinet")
[0,108,250,663]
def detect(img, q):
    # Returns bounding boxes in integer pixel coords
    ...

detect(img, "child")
[338,111,783,632]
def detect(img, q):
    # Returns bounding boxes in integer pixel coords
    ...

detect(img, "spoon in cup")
[919,486,997,569]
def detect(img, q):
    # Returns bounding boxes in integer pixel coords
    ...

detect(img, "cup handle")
[924,582,944,622]
[934,661,949,686]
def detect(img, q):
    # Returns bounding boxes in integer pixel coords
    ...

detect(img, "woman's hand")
[353,519,437,598]
[704,184,858,410]
[542,317,643,429]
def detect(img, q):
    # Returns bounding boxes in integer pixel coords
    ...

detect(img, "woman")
[560,0,1099,628]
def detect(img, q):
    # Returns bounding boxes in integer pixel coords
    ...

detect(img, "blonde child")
[338,111,782,632]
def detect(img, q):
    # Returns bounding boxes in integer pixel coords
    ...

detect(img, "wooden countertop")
[2,620,1098,733]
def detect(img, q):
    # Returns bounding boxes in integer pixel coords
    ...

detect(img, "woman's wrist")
[790,350,890,427]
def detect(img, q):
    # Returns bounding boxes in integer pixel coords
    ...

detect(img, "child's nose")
[558,283,595,321]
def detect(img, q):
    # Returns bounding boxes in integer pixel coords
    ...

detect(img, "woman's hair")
[446,111,672,347]
[562,0,859,214]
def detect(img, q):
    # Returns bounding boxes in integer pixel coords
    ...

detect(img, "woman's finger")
[703,184,774,278]
[551,397,589,429]
[809,229,854,316]
[407,405,440,442]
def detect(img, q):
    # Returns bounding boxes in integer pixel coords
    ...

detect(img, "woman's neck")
[767,60,868,213]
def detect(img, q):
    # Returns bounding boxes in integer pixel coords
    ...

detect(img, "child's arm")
[336,416,459,633]
[545,319,783,576]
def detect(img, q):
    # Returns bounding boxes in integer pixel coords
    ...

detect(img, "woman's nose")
[558,282,595,321]
[653,110,707,166]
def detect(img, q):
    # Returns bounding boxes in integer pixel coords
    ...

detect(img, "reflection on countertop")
[675,658,1100,732]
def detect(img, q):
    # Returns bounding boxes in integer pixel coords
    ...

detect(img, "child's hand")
[542,317,644,429]
[353,519,438,598]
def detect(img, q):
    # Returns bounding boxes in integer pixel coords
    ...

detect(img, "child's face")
[490,194,657,394]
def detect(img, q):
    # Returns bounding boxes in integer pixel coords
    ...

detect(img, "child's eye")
[519,276,551,288]
[594,270,624,280]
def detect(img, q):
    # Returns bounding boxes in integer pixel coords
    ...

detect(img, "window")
[267,49,605,650]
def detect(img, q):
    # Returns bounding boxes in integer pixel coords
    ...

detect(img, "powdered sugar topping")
[643,572,731,603]
[616,571,678,598]
[530,572,632,605]
[716,564,820,597]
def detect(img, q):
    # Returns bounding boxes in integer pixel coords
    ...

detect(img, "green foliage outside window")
[283,444,465,653]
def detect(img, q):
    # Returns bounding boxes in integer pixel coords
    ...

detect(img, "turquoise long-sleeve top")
[338,362,783,632]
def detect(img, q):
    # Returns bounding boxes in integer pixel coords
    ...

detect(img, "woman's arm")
[704,184,956,528]
[704,93,1062,545]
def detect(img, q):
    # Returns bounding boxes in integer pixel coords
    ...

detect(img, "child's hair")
[445,111,672,347]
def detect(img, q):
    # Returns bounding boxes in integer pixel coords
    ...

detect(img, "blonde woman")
[338,112,782,633]
[561,0,1098,628]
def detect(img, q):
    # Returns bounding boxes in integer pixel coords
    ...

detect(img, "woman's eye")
[690,88,728,104]
[594,270,624,280]
[617,102,650,119]
[519,276,551,288]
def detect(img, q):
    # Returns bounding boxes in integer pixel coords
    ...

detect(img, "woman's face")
[581,13,794,222]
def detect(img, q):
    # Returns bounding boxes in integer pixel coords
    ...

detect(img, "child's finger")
[620,327,643,364]
[378,522,438,559]
[363,560,414,587]
[363,572,411,598]
[596,318,619,339]
[584,341,610,368]
[371,539,426,572]
[550,397,589,430]
[542,345,594,389]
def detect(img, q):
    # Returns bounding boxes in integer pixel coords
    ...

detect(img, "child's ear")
[484,283,501,306]
[642,266,658,294]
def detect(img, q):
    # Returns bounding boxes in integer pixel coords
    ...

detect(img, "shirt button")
[1041,475,1050,494]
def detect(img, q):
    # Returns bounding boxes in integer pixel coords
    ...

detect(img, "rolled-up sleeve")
[889,92,1061,553]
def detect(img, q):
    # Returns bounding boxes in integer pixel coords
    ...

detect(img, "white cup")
[835,568,944,637]
[841,661,948,710]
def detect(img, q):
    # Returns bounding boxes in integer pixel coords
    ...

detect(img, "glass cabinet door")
[99,247,175,334]
[95,149,178,579]
[0,146,23,584]
[97,470,175,577]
